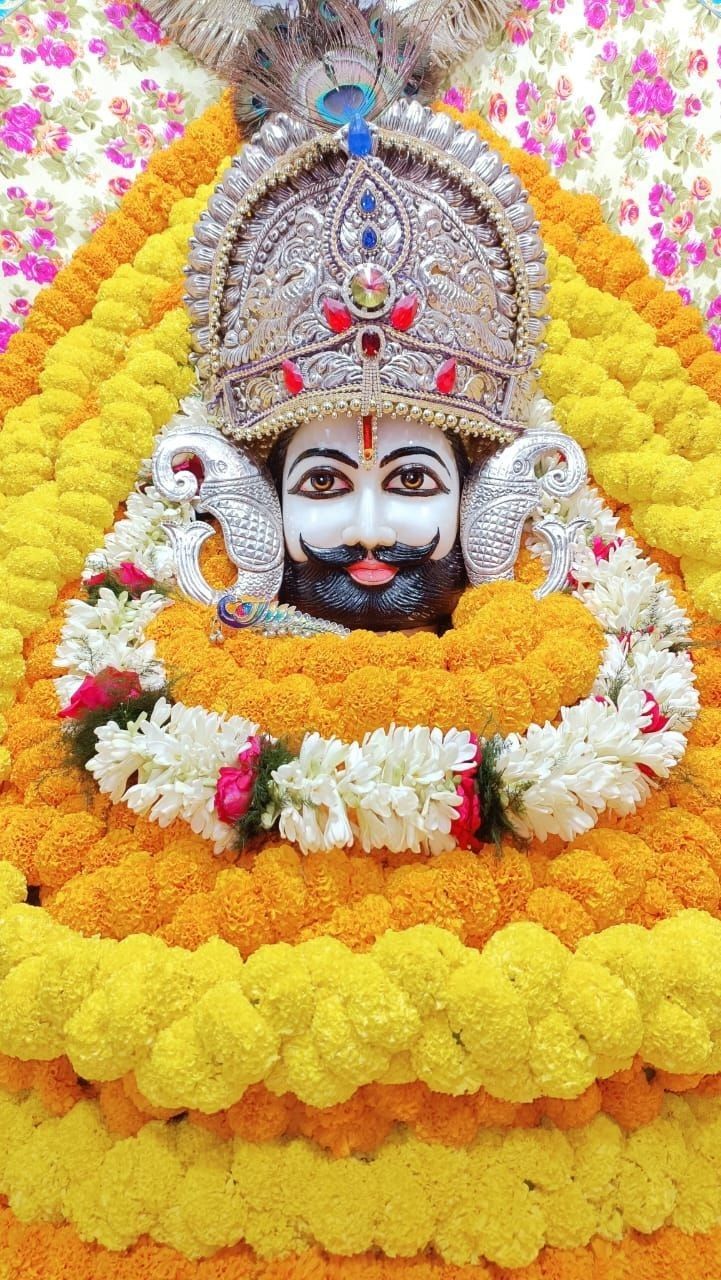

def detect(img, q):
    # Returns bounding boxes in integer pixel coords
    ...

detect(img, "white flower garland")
[54,399,699,854]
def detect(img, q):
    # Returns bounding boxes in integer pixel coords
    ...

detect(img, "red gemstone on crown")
[361,330,382,358]
[282,359,304,396]
[323,297,354,333]
[435,358,457,395]
[389,293,419,331]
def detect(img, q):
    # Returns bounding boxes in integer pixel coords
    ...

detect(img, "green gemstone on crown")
[349,264,390,311]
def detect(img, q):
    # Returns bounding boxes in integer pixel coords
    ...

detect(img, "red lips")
[346,556,397,586]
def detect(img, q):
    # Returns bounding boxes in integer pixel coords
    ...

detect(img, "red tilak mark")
[362,414,374,455]
[322,297,353,333]
[389,293,419,331]
[435,358,457,395]
[282,360,304,395]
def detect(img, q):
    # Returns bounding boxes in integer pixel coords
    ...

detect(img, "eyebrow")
[288,447,359,477]
[378,446,451,477]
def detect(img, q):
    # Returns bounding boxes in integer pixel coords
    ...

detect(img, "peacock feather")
[227,0,440,132]
[140,0,513,87]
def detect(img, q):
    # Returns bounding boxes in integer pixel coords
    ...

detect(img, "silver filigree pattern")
[151,427,284,606]
[185,102,548,451]
[460,431,587,595]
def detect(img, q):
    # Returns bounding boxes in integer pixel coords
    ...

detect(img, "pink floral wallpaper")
[0,0,719,353]
[452,0,721,349]
[0,0,218,351]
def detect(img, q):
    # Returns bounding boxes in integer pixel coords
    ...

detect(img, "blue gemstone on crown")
[360,190,376,214]
[362,227,378,250]
[348,114,373,158]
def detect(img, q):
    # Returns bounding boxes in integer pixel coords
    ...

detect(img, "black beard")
[280,535,468,631]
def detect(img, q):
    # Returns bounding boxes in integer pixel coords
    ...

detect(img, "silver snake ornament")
[460,430,588,599]
[151,428,284,607]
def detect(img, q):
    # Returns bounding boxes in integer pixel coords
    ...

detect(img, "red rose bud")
[85,571,108,587]
[641,691,669,734]
[59,667,143,719]
[116,562,155,593]
[591,535,622,562]
[214,735,264,824]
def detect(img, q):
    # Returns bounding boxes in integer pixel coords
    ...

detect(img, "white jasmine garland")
[55,403,699,856]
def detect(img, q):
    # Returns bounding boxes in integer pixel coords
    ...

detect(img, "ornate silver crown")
[186,101,548,456]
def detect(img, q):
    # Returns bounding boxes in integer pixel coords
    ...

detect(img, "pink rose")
[627,79,651,115]
[684,94,702,117]
[19,253,57,283]
[11,13,35,37]
[548,140,567,167]
[707,296,721,320]
[600,41,618,61]
[165,89,183,113]
[637,119,667,150]
[677,287,692,305]
[0,125,34,153]
[648,181,674,215]
[522,137,543,155]
[36,37,76,67]
[583,104,596,125]
[0,229,22,253]
[0,67,15,88]
[488,92,507,124]
[692,177,711,200]
[688,49,708,75]
[2,262,19,277]
[441,87,468,111]
[110,96,131,118]
[164,120,184,142]
[116,561,155,593]
[631,50,658,76]
[10,297,30,315]
[214,737,263,825]
[709,324,721,353]
[29,227,56,249]
[31,83,53,101]
[108,176,132,196]
[640,691,669,734]
[650,76,675,116]
[88,37,107,54]
[685,239,707,266]
[556,75,572,100]
[572,131,592,158]
[46,10,70,29]
[652,236,679,277]
[3,104,41,131]
[450,735,482,849]
[619,198,639,224]
[506,15,533,43]
[6,186,26,200]
[535,107,557,136]
[134,122,155,151]
[591,535,622,562]
[0,320,20,353]
[41,124,71,155]
[104,3,130,27]
[105,140,135,169]
[140,77,159,93]
[584,1,608,29]
[670,210,694,235]
[59,668,143,720]
[131,9,163,42]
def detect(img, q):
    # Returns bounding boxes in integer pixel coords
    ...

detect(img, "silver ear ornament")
[152,428,285,607]
[460,430,588,599]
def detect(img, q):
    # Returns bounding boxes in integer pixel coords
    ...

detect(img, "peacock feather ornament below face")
[149,0,589,632]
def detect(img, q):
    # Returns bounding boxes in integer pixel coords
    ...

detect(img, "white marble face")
[281,416,461,584]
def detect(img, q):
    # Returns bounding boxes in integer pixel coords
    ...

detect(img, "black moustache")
[298,531,441,568]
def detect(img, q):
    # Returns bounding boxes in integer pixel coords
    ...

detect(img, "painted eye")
[383,465,448,495]
[291,468,352,497]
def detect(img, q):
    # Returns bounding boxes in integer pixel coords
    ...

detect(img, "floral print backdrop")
[0,0,218,351]
[0,0,719,353]
[452,0,721,349]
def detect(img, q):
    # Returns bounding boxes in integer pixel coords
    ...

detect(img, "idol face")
[273,416,468,631]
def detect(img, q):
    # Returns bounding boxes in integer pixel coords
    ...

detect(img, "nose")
[341,486,395,550]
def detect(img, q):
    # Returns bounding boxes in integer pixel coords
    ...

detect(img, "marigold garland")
[0,1087,720,1266]
[0,95,239,422]
[148,581,602,744]
[3,878,721,1110]
[1,1211,721,1280]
